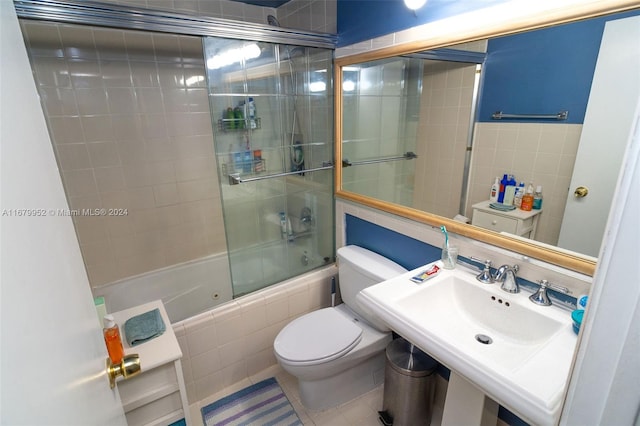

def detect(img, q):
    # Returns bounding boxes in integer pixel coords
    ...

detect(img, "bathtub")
[96,241,329,323]
[95,252,233,323]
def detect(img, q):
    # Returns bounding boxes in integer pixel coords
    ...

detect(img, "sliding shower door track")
[14,0,337,48]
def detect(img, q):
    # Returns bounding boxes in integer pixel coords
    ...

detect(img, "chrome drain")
[475,334,493,345]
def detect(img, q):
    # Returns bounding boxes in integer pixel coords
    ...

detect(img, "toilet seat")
[274,308,362,365]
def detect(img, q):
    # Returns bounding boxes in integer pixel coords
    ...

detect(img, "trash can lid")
[386,337,438,377]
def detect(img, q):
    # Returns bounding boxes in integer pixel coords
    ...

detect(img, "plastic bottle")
[103,315,124,364]
[489,177,499,202]
[225,107,235,130]
[521,182,534,211]
[234,104,245,130]
[533,185,543,209]
[497,174,508,203]
[279,212,288,239]
[514,182,525,208]
[247,97,257,129]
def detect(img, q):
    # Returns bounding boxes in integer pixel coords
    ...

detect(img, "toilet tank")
[337,245,407,322]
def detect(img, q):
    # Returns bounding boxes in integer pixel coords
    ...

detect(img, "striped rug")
[201,377,302,426]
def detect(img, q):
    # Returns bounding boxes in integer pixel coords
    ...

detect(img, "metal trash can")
[378,337,438,426]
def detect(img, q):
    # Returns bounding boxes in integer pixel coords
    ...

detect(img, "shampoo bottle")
[489,177,499,202]
[103,315,124,364]
[533,185,543,209]
[247,97,257,129]
[497,174,508,203]
[279,212,287,239]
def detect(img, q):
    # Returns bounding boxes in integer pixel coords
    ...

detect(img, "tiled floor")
[189,364,392,425]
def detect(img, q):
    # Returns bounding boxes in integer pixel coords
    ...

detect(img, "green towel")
[489,202,516,211]
[124,308,166,346]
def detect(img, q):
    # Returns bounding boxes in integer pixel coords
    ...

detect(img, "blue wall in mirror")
[337,2,640,125]
[478,10,640,124]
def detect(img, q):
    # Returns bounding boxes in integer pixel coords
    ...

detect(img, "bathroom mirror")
[335,4,640,276]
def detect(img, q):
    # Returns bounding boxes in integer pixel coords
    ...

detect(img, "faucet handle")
[469,257,494,284]
[529,280,571,306]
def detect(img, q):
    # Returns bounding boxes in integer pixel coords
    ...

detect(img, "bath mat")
[201,377,302,426]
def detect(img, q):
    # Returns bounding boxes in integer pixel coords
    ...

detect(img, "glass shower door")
[203,37,334,297]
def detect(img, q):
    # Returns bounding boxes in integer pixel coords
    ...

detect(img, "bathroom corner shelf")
[111,300,191,426]
[221,158,267,177]
[217,117,261,132]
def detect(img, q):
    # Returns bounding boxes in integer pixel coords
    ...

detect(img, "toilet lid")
[274,308,362,364]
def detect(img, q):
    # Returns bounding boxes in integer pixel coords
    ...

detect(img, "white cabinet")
[471,200,542,239]
[111,301,191,426]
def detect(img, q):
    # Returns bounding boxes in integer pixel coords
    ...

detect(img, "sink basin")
[357,262,578,425]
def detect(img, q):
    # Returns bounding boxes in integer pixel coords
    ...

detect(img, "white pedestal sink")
[357,261,578,425]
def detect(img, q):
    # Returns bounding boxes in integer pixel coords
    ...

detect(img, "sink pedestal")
[442,372,498,426]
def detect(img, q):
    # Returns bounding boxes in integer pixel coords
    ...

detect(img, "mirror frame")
[335,1,640,276]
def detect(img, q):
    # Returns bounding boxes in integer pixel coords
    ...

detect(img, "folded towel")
[489,202,516,211]
[124,308,166,346]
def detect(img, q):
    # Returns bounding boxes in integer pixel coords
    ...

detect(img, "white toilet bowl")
[273,245,407,410]
[274,304,391,410]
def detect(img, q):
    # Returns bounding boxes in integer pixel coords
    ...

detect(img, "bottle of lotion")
[489,177,499,202]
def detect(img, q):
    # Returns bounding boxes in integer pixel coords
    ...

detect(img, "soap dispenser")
[103,314,124,364]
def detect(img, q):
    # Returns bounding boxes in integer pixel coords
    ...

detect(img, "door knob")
[574,186,589,198]
[107,354,141,388]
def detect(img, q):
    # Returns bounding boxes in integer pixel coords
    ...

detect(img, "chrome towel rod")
[491,111,568,120]
[228,164,333,185]
[342,151,417,167]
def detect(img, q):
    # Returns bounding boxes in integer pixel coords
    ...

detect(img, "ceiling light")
[404,0,426,11]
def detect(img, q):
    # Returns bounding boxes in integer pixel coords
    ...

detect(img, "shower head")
[267,15,280,27]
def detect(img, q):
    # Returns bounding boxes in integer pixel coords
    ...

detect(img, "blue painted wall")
[478,10,640,123]
[345,214,440,270]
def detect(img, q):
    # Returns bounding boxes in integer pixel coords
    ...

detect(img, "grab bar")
[491,111,568,120]
[228,163,333,185]
[342,151,417,167]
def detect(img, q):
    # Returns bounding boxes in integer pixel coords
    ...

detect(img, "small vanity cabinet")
[471,200,542,239]
[111,300,191,426]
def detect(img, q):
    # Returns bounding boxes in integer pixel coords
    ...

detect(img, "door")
[557,15,640,257]
[1,4,127,424]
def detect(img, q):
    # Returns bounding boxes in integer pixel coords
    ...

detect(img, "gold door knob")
[574,186,589,198]
[107,354,141,388]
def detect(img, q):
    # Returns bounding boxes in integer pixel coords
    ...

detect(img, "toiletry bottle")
[103,315,124,365]
[234,104,245,130]
[521,182,534,211]
[253,149,263,172]
[497,174,508,203]
[514,182,525,208]
[225,107,235,130]
[279,212,287,239]
[247,97,257,129]
[489,177,499,202]
[533,185,543,209]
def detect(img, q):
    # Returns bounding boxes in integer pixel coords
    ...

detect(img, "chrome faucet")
[529,279,571,306]
[470,257,494,284]
[494,264,520,293]
[300,206,313,230]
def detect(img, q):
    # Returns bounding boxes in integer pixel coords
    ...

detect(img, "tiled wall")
[21,20,227,287]
[173,265,337,404]
[278,0,337,33]
[467,122,582,246]
[413,60,478,219]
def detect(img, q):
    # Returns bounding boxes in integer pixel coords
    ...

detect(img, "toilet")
[274,245,407,410]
